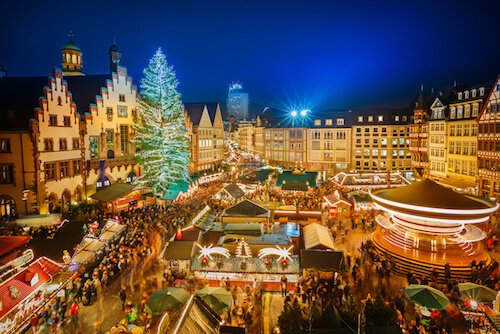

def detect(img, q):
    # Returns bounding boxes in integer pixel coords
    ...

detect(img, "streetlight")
[300,109,310,116]
[290,110,298,117]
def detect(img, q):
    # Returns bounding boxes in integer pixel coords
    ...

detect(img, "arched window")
[57,97,62,106]
[65,53,70,63]
[0,195,16,218]
[72,54,77,64]
[107,149,115,159]
[61,190,71,210]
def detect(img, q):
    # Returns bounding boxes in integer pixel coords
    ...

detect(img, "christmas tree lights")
[133,48,191,194]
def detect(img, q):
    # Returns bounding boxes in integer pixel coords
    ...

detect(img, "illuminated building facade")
[307,111,352,177]
[409,89,430,178]
[351,109,412,177]
[372,179,498,278]
[478,75,500,200]
[263,127,308,169]
[185,103,225,173]
[445,86,488,192]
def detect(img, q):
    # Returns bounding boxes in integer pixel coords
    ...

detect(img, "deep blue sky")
[1,0,500,115]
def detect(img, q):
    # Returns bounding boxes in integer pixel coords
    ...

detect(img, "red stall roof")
[0,257,62,319]
[0,236,31,258]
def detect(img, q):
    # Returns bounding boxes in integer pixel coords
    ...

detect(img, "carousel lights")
[197,243,230,260]
[373,203,492,225]
[258,245,294,262]
[370,192,499,216]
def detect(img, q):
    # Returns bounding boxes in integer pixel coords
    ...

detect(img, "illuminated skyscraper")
[227,82,249,120]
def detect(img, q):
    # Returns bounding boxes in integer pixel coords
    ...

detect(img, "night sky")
[1,0,500,116]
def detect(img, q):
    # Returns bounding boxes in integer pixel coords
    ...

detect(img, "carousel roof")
[372,179,495,211]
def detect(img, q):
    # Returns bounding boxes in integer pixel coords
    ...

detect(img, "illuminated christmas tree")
[133,48,190,194]
[236,238,252,258]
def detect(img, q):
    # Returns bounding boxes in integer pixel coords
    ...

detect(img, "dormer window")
[314,119,321,126]
[458,92,462,100]
[402,116,407,122]
[357,116,363,122]
[377,115,383,122]
[336,118,344,126]
[368,116,373,122]
[450,107,456,119]
[479,87,485,96]
[471,89,476,98]
[395,116,400,121]
[464,91,469,99]
[325,119,332,126]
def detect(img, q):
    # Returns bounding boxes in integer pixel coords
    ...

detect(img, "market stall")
[98,219,125,241]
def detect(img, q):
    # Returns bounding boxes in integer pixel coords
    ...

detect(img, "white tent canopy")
[99,219,125,241]
[71,237,106,264]
[303,223,335,250]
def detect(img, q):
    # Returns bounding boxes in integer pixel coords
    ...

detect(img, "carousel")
[371,179,498,279]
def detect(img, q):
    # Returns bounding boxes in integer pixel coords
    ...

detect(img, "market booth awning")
[303,223,335,250]
[98,219,125,241]
[163,241,196,261]
[0,236,31,264]
[277,171,317,191]
[222,199,270,218]
[70,237,106,265]
[300,249,344,271]
[90,183,150,202]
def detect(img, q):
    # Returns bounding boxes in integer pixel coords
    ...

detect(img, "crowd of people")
[0,221,61,239]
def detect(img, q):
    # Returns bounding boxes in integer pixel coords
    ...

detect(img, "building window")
[378,115,383,122]
[313,131,320,139]
[471,142,477,156]
[464,105,471,118]
[336,118,344,125]
[0,139,11,153]
[90,136,99,158]
[117,105,128,117]
[49,115,57,126]
[395,116,400,122]
[472,104,479,117]
[450,125,455,136]
[0,165,14,184]
[314,119,321,126]
[457,106,464,119]
[59,138,68,151]
[106,107,113,121]
[402,116,407,122]
[472,89,476,98]
[72,138,80,150]
[120,125,129,154]
[472,124,477,136]
[381,127,387,133]
[450,108,456,119]
[105,130,114,149]
[73,160,81,175]
[63,116,71,126]
[296,130,303,139]
[479,87,485,96]
[368,116,373,122]
[357,116,363,122]
[119,94,126,102]
[57,96,62,106]
[60,161,69,178]
[365,128,370,133]
[44,163,55,180]
[336,131,346,140]
[325,119,333,126]
[44,139,54,151]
